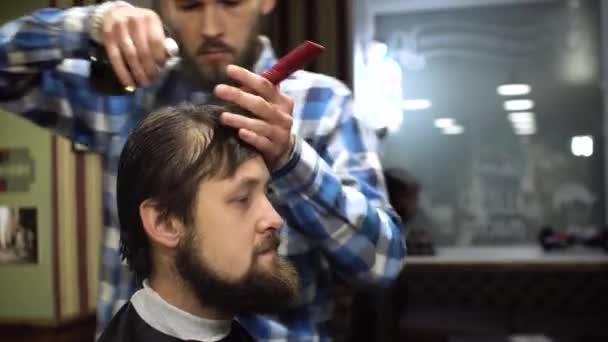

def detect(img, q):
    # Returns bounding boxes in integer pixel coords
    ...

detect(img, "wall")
[0,117,54,321]
[0,0,103,324]
[0,0,54,322]
[267,0,352,87]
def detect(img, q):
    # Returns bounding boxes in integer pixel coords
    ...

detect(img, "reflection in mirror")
[356,0,605,247]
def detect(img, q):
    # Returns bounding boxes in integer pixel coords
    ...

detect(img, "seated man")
[98,103,299,342]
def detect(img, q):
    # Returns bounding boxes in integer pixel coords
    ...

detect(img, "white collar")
[130,280,232,342]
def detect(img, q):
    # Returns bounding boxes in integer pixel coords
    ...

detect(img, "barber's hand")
[214,65,295,170]
[101,5,169,88]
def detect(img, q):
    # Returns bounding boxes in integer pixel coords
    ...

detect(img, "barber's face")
[175,156,298,313]
[162,0,275,87]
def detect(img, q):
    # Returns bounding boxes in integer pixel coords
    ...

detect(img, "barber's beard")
[177,22,263,92]
[175,231,299,315]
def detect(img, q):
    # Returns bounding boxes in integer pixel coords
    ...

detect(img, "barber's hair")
[117,103,258,280]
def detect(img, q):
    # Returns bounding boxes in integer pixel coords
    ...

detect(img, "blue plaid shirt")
[0,5,406,341]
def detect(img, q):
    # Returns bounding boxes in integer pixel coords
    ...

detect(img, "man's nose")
[201,6,223,38]
[259,198,284,232]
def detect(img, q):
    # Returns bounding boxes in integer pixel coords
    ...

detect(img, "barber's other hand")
[101,4,169,88]
[214,65,295,171]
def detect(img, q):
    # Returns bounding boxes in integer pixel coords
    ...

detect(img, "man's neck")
[149,274,231,321]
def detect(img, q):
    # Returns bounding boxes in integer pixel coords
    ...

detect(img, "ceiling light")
[434,118,455,128]
[497,84,531,96]
[442,125,464,135]
[403,99,431,110]
[514,126,537,135]
[504,99,534,111]
[512,121,536,131]
[571,135,593,157]
[508,112,535,124]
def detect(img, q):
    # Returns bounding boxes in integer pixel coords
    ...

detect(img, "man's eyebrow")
[230,176,271,192]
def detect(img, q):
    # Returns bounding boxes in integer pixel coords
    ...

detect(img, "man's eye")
[220,0,241,8]
[179,1,201,10]
[265,187,277,200]
[230,191,252,207]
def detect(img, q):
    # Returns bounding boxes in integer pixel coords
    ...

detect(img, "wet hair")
[117,103,258,280]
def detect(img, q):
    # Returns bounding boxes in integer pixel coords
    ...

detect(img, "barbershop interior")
[0,0,607,341]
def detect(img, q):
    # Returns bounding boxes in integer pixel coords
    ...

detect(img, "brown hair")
[117,103,258,280]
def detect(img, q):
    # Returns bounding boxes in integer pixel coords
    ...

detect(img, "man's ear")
[261,0,277,15]
[139,199,181,249]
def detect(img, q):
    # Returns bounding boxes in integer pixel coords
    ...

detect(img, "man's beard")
[176,19,263,92]
[175,230,299,315]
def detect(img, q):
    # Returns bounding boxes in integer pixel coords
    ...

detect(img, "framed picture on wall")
[0,206,38,264]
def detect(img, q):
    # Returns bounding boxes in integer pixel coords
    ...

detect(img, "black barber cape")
[98,281,254,342]
[98,304,254,342]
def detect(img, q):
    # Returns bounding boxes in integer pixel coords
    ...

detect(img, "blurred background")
[0,0,607,341]
[358,0,604,247]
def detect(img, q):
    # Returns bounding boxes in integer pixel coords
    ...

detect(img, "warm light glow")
[403,99,431,110]
[497,84,531,96]
[504,99,534,111]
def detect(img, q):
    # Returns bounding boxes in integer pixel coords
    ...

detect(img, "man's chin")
[196,58,229,73]
[191,64,235,90]
[198,52,232,64]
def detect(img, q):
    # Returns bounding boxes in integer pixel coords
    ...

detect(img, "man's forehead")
[155,0,241,8]
[234,157,269,179]
[217,157,270,186]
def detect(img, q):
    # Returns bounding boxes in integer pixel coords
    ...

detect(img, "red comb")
[261,41,325,85]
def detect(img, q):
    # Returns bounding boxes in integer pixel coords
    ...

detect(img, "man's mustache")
[254,234,280,255]
[196,38,236,55]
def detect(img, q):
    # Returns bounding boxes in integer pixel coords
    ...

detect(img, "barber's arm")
[215,65,406,287]
[0,5,96,97]
[0,1,165,152]
[275,97,406,287]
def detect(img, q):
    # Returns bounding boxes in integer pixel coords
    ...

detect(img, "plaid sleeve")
[0,7,94,70]
[271,84,406,287]
[0,5,132,153]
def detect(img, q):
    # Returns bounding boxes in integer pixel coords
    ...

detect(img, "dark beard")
[176,21,263,92]
[175,231,299,315]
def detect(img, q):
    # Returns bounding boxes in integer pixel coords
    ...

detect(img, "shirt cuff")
[271,136,320,198]
[89,1,134,44]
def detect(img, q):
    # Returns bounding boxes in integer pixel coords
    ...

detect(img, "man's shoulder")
[222,321,256,342]
[97,303,134,342]
[98,302,183,342]
[283,70,351,98]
